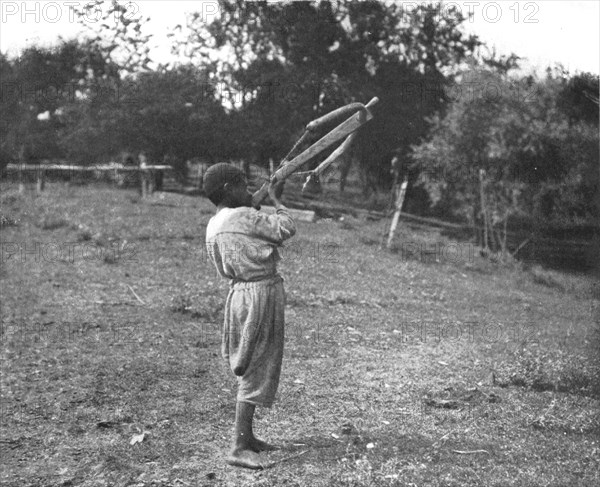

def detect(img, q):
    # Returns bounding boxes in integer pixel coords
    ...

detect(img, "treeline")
[0,0,598,233]
[412,68,599,252]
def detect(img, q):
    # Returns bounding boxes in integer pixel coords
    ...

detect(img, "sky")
[1,0,599,76]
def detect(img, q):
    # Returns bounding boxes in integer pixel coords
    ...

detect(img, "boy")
[203,163,296,470]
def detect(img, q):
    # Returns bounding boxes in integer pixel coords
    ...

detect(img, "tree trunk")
[502,215,508,258]
[479,169,489,251]
[338,150,353,193]
[243,159,250,180]
[360,162,371,197]
[18,145,26,194]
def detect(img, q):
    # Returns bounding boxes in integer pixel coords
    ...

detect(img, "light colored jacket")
[205,206,296,282]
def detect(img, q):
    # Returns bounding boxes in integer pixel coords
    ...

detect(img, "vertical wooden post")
[139,153,148,198]
[140,169,147,198]
[18,145,25,194]
[479,168,489,252]
[243,159,250,181]
[381,159,401,248]
[18,163,24,194]
[148,169,155,195]
[36,166,45,194]
[386,177,408,249]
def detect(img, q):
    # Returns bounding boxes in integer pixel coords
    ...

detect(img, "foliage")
[2,0,596,232]
[70,0,154,74]
[0,40,116,168]
[0,0,155,168]
[411,67,599,250]
[174,0,488,188]
[58,66,229,167]
[2,0,521,187]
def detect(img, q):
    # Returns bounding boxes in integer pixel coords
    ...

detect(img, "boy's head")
[203,163,253,208]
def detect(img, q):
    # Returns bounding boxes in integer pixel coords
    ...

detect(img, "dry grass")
[1,183,598,487]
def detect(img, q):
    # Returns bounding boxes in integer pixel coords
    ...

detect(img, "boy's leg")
[227,401,264,469]
[226,279,283,469]
[247,280,283,453]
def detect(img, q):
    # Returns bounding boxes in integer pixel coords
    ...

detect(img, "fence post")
[140,169,147,198]
[386,177,409,249]
[18,163,24,194]
[36,166,45,194]
[479,168,489,252]
[18,146,25,193]
[148,169,155,195]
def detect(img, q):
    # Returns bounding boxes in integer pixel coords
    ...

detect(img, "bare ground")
[1,182,598,487]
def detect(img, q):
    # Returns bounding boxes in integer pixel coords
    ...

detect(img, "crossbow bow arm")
[305,102,369,132]
[252,97,379,208]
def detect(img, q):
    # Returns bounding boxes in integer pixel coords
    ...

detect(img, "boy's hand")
[268,179,285,207]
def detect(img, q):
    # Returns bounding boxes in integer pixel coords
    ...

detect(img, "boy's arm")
[251,181,296,244]
[251,205,296,245]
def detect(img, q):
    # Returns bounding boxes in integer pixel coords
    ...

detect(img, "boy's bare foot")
[226,448,265,470]
[250,437,279,452]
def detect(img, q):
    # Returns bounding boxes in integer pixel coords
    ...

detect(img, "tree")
[58,65,229,169]
[411,67,599,256]
[71,0,154,74]
[557,71,599,126]
[173,0,487,195]
[59,1,224,168]
[0,39,116,169]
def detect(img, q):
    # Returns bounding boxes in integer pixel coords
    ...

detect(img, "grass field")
[1,182,599,487]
